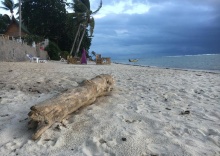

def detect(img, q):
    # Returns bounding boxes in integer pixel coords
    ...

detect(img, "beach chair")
[26,54,47,63]
[67,56,80,64]
[96,54,111,65]
[60,56,67,62]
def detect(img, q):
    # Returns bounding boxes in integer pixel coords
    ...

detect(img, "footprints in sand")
[81,136,117,156]
[162,92,183,103]
[194,88,205,95]
[0,68,81,97]
[0,63,219,155]
[124,119,137,124]
[180,110,190,115]
[0,82,6,89]
[0,140,21,155]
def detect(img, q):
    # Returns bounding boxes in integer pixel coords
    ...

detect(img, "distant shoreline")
[112,62,220,74]
[112,54,220,72]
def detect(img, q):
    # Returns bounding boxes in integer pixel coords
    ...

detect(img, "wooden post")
[28,74,114,140]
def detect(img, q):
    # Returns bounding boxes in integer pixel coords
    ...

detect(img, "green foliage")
[0,0,18,15]
[89,51,96,61]
[21,0,67,44]
[81,30,91,53]
[80,0,90,10]
[91,51,96,56]
[73,0,102,36]
[0,0,99,55]
[23,34,44,45]
[21,0,76,52]
[57,13,75,52]
[45,41,61,60]
[60,51,69,59]
[0,14,10,33]
[70,0,102,56]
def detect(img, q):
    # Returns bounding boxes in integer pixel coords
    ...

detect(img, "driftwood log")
[28,74,114,140]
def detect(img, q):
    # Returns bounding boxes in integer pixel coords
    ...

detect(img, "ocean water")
[113,54,220,71]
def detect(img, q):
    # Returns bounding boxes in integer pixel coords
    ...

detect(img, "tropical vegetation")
[0,0,17,33]
[0,14,10,33]
[0,0,18,17]
[70,0,102,57]
[0,0,102,60]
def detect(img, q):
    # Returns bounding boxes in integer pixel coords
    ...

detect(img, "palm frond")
[92,0,102,14]
[1,0,16,13]
[0,6,9,10]
[66,2,73,9]
[89,17,94,36]
[14,3,19,8]
[80,0,90,10]
[74,0,89,13]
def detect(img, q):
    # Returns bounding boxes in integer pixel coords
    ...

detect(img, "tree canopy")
[20,0,93,54]
[0,0,17,33]
[0,0,99,59]
[21,0,67,40]
[0,0,18,16]
[0,14,10,33]
[70,0,102,56]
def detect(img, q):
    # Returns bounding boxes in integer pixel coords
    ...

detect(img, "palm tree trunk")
[75,26,86,57]
[19,0,21,39]
[70,24,81,56]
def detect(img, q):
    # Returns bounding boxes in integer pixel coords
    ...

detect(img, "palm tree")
[70,0,102,57]
[0,0,18,17]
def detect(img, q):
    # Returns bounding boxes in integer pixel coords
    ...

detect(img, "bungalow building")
[4,16,29,38]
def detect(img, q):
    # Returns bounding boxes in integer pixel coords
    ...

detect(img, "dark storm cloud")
[90,0,220,57]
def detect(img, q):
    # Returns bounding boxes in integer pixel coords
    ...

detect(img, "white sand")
[0,61,219,156]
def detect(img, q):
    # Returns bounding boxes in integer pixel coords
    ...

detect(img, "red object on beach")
[81,48,87,64]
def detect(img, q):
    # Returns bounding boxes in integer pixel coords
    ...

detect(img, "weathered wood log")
[28,74,114,140]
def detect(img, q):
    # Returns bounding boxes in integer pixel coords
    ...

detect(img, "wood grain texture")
[28,74,114,140]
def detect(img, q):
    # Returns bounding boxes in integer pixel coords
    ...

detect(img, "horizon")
[110,52,220,60]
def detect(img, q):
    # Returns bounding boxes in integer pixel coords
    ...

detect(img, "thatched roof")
[4,16,30,37]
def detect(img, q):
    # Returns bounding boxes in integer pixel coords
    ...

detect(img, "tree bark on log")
[28,74,114,140]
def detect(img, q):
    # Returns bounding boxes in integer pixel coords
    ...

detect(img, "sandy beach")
[0,61,219,156]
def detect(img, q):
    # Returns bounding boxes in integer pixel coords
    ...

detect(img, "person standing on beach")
[81,48,87,64]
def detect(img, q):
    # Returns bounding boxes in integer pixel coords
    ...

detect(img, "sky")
[88,0,220,58]
[1,0,220,58]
